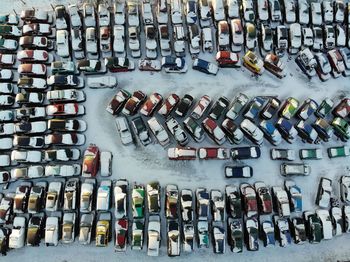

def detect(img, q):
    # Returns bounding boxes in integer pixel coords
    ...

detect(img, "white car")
[96,180,112,211]
[17,50,50,63]
[280,163,311,176]
[45,164,81,177]
[302,28,314,47]
[257,0,269,22]
[68,4,82,28]
[188,24,201,55]
[80,179,95,212]
[145,25,157,59]
[44,133,85,146]
[44,149,80,162]
[11,166,44,180]
[85,27,98,58]
[115,116,133,145]
[45,216,59,246]
[260,24,273,52]
[138,59,161,71]
[47,89,85,102]
[22,23,51,36]
[212,0,225,21]
[46,182,62,211]
[171,0,182,24]
[227,0,239,18]
[71,27,84,59]
[269,0,282,22]
[284,0,296,23]
[9,216,26,249]
[62,212,76,244]
[316,209,333,240]
[245,23,257,50]
[147,215,161,256]
[289,23,302,54]
[165,117,188,146]
[191,95,211,119]
[0,37,18,51]
[0,69,13,80]
[128,2,139,27]
[148,117,170,147]
[158,0,168,24]
[0,137,12,150]
[335,25,346,47]
[18,64,46,76]
[231,19,244,52]
[322,0,333,24]
[159,25,171,57]
[13,135,44,149]
[98,3,110,26]
[240,118,264,145]
[173,25,186,57]
[272,186,291,217]
[298,0,309,24]
[142,2,153,25]
[114,2,125,25]
[242,0,255,21]
[88,76,117,89]
[113,25,125,57]
[11,150,43,164]
[202,27,213,52]
[0,83,13,94]
[14,121,47,134]
[334,0,345,23]
[0,123,14,136]
[18,77,47,90]
[313,27,323,51]
[199,0,211,27]
[311,2,322,26]
[100,151,112,177]
[128,26,141,58]
[217,21,230,51]
[83,3,96,27]
[46,103,85,117]
[0,155,10,167]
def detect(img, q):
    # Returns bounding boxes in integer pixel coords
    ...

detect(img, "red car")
[106,89,131,115]
[333,98,350,118]
[82,144,100,177]
[115,218,128,252]
[202,117,226,145]
[17,50,49,63]
[122,90,147,116]
[240,183,258,217]
[158,94,180,117]
[198,147,229,160]
[140,93,163,116]
[46,103,85,117]
[18,63,47,76]
[216,51,241,68]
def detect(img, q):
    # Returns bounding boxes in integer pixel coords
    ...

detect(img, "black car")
[183,117,205,142]
[212,222,225,253]
[260,97,281,119]
[295,120,318,143]
[131,116,152,146]
[174,94,194,117]
[27,214,45,246]
[221,118,244,144]
[0,227,10,255]
[275,117,297,143]
[288,217,307,244]
[208,96,230,120]
[230,146,261,160]
[227,218,243,253]
[47,75,83,88]
[225,185,242,219]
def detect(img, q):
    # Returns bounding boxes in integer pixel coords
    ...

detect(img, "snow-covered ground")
[3,0,350,261]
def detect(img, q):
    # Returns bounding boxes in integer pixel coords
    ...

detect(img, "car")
[145,25,157,59]
[279,97,299,120]
[98,3,110,26]
[140,93,163,116]
[15,107,46,121]
[147,117,170,147]
[260,97,280,120]
[240,183,258,218]
[77,59,102,73]
[47,89,85,103]
[26,214,45,246]
[221,119,244,144]
[114,179,128,219]
[343,206,350,232]
[188,24,201,55]
[147,182,161,214]
[106,89,130,115]
[122,90,146,116]
[295,120,318,143]
[231,146,260,160]
[96,180,112,211]
[192,58,219,75]
[20,9,50,23]
[245,23,257,51]
[217,21,230,51]
[15,92,44,105]
[131,117,152,146]
[45,181,62,212]
[196,188,209,221]
[27,182,46,213]
[55,5,68,29]
[131,220,144,250]
[284,180,302,212]
[328,49,346,77]
[147,215,161,256]
[289,217,307,244]
[165,117,188,146]
[202,117,226,145]
[243,51,264,75]
[198,147,229,160]
[14,120,47,135]
[181,189,194,222]
[0,123,14,136]
[225,166,253,178]
[183,117,205,142]
[269,0,282,22]
[113,25,125,57]
[0,14,19,25]
[51,61,75,75]
[168,147,197,161]
[227,218,243,252]
[328,145,350,158]
[226,93,249,120]
[271,187,290,217]
[80,179,96,213]
[83,3,96,27]
[297,99,318,120]
[313,118,333,142]
[82,144,100,178]
[209,96,229,120]
[245,217,259,251]
[280,163,311,176]
[44,149,80,162]
[68,5,81,28]
[47,75,83,88]
[87,76,118,89]
[63,178,78,211]
[334,0,345,23]
[295,48,317,77]
[22,23,52,37]
[158,25,171,56]
[173,25,186,57]
[44,133,85,146]
[226,185,241,219]
[274,217,292,247]
[113,2,126,24]
[165,185,179,219]
[0,36,17,51]
[70,27,84,59]
[300,148,323,160]
[56,30,70,58]
[275,118,298,143]
[95,212,112,247]
[161,56,188,73]
[260,220,275,247]
[45,164,81,177]
[18,64,47,77]
[191,95,211,120]
[174,94,193,117]
[302,28,314,48]
[9,216,26,249]
[167,219,180,256]
[19,36,52,50]
[260,24,273,54]
[315,209,333,240]
[13,135,44,149]
[115,218,128,252]
[128,26,141,58]
[0,54,15,67]
[255,182,272,214]
[13,182,31,213]
[314,52,332,81]
[99,26,112,54]
[240,118,264,145]
[78,212,95,245]
[323,25,335,50]
[340,48,350,75]
[48,119,86,133]
[61,212,76,244]
[17,77,47,91]
[330,206,343,236]
[333,98,350,118]
[340,176,350,203]
[259,120,282,145]
[138,59,161,72]
[0,25,21,37]
[303,211,322,243]
[271,148,296,161]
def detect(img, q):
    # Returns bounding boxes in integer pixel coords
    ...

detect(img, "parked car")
[9,216,26,249]
[115,117,133,145]
[225,165,253,178]
[183,117,205,142]
[175,94,193,117]
[271,148,296,161]
[280,163,311,176]
[131,117,152,146]
[165,117,188,146]
[106,89,130,115]
[122,90,146,116]
[202,117,226,145]
[147,117,170,147]
[192,59,219,75]
[240,118,264,145]
[140,93,163,116]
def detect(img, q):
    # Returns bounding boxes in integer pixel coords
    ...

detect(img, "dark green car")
[331,117,350,141]
[305,213,322,243]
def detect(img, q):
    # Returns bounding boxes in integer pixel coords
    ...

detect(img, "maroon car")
[122,90,147,116]
[158,94,180,117]
[140,93,163,116]
[82,144,100,178]
[240,183,258,217]
[106,89,131,115]
[333,98,350,118]
[115,218,128,252]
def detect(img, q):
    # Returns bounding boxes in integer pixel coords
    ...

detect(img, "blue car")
[261,221,276,247]
[275,117,298,143]
[295,120,318,144]
[259,119,282,146]
[192,58,219,75]
[243,97,265,120]
[285,180,302,212]
[297,99,318,120]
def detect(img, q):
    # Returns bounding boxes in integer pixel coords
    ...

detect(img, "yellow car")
[95,212,111,247]
[242,51,264,75]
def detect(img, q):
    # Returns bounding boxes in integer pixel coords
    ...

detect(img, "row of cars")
[106,90,350,147]
[2,177,350,255]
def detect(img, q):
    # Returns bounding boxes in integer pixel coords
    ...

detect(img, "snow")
[2,0,350,261]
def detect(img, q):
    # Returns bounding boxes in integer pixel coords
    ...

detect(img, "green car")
[51,61,75,75]
[0,25,21,37]
[280,97,299,120]
[331,117,350,141]
[328,146,350,158]
[299,148,323,160]
[131,220,144,250]
[0,14,19,25]
[132,184,145,219]
[315,98,334,118]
